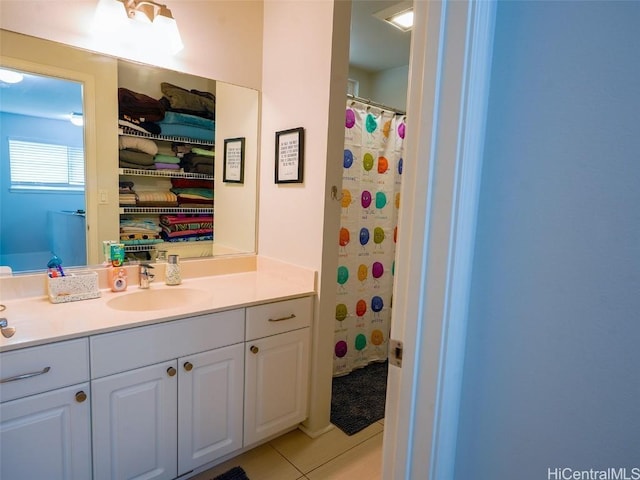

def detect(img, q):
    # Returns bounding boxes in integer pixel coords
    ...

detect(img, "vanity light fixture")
[94,0,183,55]
[69,112,84,127]
[0,68,24,84]
[120,0,183,54]
[373,1,414,33]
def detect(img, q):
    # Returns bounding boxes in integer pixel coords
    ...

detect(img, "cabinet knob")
[250,345,259,354]
[183,362,193,372]
[75,391,87,403]
[167,366,177,377]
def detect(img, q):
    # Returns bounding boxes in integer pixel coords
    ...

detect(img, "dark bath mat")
[331,360,388,436]
[212,466,249,480]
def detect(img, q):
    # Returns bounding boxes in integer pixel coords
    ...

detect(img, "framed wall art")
[223,137,245,183]
[275,127,304,184]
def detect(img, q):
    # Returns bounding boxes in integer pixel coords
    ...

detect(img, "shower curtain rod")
[347,94,406,116]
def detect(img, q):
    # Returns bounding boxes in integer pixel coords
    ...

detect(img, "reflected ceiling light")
[95,0,183,55]
[0,68,24,84]
[373,1,414,33]
[69,112,84,127]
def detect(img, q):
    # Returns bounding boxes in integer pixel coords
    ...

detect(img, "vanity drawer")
[0,338,89,403]
[246,296,313,341]
[90,309,245,378]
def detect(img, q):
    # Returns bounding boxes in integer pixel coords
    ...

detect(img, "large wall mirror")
[0,29,259,275]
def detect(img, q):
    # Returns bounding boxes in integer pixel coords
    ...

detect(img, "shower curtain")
[333,100,406,376]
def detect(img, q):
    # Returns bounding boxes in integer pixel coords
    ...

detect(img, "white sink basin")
[106,288,207,311]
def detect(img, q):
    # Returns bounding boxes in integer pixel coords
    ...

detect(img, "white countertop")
[0,260,316,353]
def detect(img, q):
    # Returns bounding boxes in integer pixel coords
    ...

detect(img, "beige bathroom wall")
[0,0,263,90]
[259,0,351,434]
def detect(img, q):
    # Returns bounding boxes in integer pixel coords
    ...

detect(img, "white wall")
[455,2,640,478]
[370,65,409,112]
[259,0,350,433]
[348,64,408,112]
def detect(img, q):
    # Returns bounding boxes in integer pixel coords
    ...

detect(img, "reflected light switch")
[99,189,109,204]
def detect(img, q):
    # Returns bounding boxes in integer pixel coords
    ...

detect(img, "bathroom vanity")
[0,258,315,480]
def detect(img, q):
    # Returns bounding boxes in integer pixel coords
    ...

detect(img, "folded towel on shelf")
[157,123,214,142]
[154,153,181,164]
[119,194,137,206]
[170,188,213,199]
[119,116,161,135]
[160,82,215,119]
[160,214,212,224]
[120,149,155,166]
[120,233,162,241]
[119,161,156,170]
[119,87,165,122]
[120,218,161,230]
[154,163,181,170]
[191,147,215,157]
[170,178,213,189]
[160,232,214,242]
[136,191,178,205]
[181,153,214,173]
[162,111,215,130]
[176,196,214,206]
[119,136,159,156]
[192,164,214,175]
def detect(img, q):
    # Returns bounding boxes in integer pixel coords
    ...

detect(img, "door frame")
[382,1,497,478]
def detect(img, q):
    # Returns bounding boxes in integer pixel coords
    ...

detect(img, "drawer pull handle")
[183,362,193,372]
[75,391,87,403]
[268,313,296,322]
[167,367,177,377]
[0,366,51,384]
[250,345,259,354]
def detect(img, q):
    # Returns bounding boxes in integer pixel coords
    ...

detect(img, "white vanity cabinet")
[244,297,313,446]
[90,309,245,479]
[0,339,92,480]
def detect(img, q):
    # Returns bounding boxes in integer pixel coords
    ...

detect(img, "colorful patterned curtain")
[333,100,406,376]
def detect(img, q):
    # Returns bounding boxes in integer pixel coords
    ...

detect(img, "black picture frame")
[223,137,245,184]
[275,127,304,184]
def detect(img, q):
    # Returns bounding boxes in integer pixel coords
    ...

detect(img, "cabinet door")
[0,383,92,480]
[178,343,244,475]
[244,327,310,446]
[92,361,178,480]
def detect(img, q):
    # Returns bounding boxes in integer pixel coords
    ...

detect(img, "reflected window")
[9,139,84,191]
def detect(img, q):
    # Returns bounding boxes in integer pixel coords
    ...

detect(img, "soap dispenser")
[165,254,181,286]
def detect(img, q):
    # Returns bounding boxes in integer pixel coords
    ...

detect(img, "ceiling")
[349,0,412,73]
[0,70,83,122]
[0,1,412,121]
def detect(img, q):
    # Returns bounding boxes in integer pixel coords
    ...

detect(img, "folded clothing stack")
[170,177,214,207]
[181,147,215,175]
[157,111,215,143]
[119,181,137,206]
[159,82,215,120]
[136,191,178,207]
[159,214,214,243]
[120,218,163,245]
[119,136,159,170]
[118,88,165,135]
[154,153,181,171]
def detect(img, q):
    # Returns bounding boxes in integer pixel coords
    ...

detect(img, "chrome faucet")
[139,264,155,289]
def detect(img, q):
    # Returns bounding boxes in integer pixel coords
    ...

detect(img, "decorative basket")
[47,271,101,304]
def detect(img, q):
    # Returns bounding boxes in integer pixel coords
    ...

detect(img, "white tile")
[305,432,383,480]
[190,444,302,480]
[269,423,383,474]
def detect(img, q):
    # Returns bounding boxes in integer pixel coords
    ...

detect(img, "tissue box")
[47,271,101,304]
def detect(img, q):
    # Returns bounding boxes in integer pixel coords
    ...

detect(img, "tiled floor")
[192,420,384,480]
